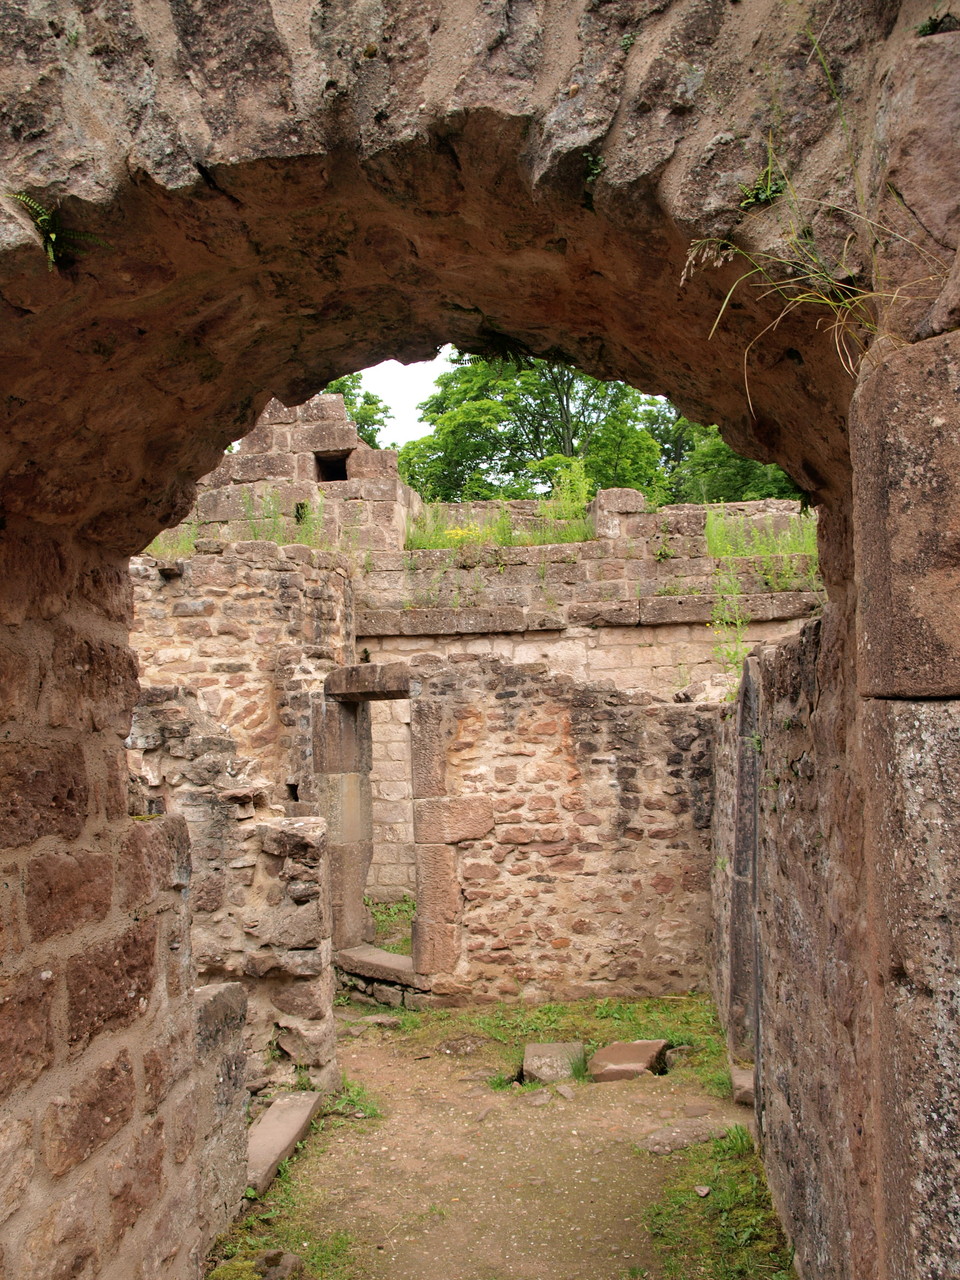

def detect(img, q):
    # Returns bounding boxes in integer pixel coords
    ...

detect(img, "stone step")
[247,1092,325,1196]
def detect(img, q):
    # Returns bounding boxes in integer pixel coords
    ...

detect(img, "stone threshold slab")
[336,943,432,990]
[247,1091,326,1196]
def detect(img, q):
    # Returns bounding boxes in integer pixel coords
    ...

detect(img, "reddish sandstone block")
[42,1050,136,1177]
[46,628,139,731]
[67,922,158,1048]
[414,797,494,844]
[0,970,54,1100]
[143,1022,194,1111]
[21,1177,102,1280]
[108,1116,166,1245]
[117,814,189,909]
[0,743,88,849]
[25,848,112,942]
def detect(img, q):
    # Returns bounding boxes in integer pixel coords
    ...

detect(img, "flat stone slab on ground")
[247,1091,325,1195]
[588,1040,668,1082]
[523,1042,585,1083]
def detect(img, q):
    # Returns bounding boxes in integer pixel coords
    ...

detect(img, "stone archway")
[1,5,958,1278]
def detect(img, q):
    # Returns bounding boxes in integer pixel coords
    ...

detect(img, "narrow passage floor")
[284,1019,746,1280]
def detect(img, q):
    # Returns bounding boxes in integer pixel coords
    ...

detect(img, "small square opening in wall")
[315,452,349,481]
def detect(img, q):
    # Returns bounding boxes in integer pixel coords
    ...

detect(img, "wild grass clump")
[704,506,817,561]
[643,1125,794,1278]
[365,894,416,956]
[144,518,199,559]
[404,504,594,551]
[393,993,731,1097]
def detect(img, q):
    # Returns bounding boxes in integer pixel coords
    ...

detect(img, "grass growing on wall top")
[405,503,594,550]
[704,506,817,560]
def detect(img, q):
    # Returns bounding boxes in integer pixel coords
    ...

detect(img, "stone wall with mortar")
[0,519,247,1280]
[712,610,960,1280]
[130,540,356,801]
[194,393,423,554]
[126,687,339,1086]
[404,655,717,1003]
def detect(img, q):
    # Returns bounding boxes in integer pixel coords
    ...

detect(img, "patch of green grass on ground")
[365,894,416,955]
[204,1077,383,1279]
[391,993,731,1097]
[641,1125,794,1279]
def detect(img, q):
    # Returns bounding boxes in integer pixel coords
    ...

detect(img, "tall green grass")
[405,503,594,551]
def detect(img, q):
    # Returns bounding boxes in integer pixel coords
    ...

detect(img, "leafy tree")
[396,352,804,505]
[671,422,804,504]
[325,373,392,448]
[399,354,664,501]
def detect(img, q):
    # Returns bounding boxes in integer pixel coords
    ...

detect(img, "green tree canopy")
[670,422,803,504]
[325,373,392,448]
[395,351,803,506]
[398,354,666,501]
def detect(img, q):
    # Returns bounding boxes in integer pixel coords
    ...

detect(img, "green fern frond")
[5,191,110,269]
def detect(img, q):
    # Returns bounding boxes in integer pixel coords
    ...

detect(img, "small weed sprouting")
[738,136,786,211]
[620,32,636,51]
[916,10,960,34]
[325,1076,383,1120]
[294,1065,312,1091]
[5,191,110,270]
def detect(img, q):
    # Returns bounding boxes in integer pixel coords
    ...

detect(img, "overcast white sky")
[358,345,455,449]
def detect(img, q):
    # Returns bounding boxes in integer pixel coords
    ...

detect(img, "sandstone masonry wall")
[405,656,716,1002]
[0,520,246,1280]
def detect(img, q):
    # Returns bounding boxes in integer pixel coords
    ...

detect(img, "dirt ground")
[292,1017,748,1280]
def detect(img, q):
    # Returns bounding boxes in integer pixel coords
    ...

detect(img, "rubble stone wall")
[130,540,356,797]
[407,656,717,1002]
[126,687,339,1085]
[0,519,246,1280]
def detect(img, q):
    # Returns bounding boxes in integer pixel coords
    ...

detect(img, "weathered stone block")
[0,969,55,1100]
[410,920,459,973]
[587,1040,668,1081]
[107,1116,166,1245]
[416,844,461,923]
[42,1050,136,1177]
[195,982,247,1059]
[67,923,158,1048]
[414,797,495,844]
[325,661,411,701]
[117,814,190,910]
[0,1114,36,1224]
[21,1178,101,1280]
[523,1042,585,1083]
[247,1093,326,1196]
[25,847,112,942]
[852,331,960,695]
[0,743,89,848]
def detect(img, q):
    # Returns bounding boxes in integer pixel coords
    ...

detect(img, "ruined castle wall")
[0,519,246,1280]
[130,541,355,800]
[407,657,716,1002]
[126,687,339,1083]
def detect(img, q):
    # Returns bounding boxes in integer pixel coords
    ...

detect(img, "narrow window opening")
[315,452,349,482]
[286,782,300,802]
